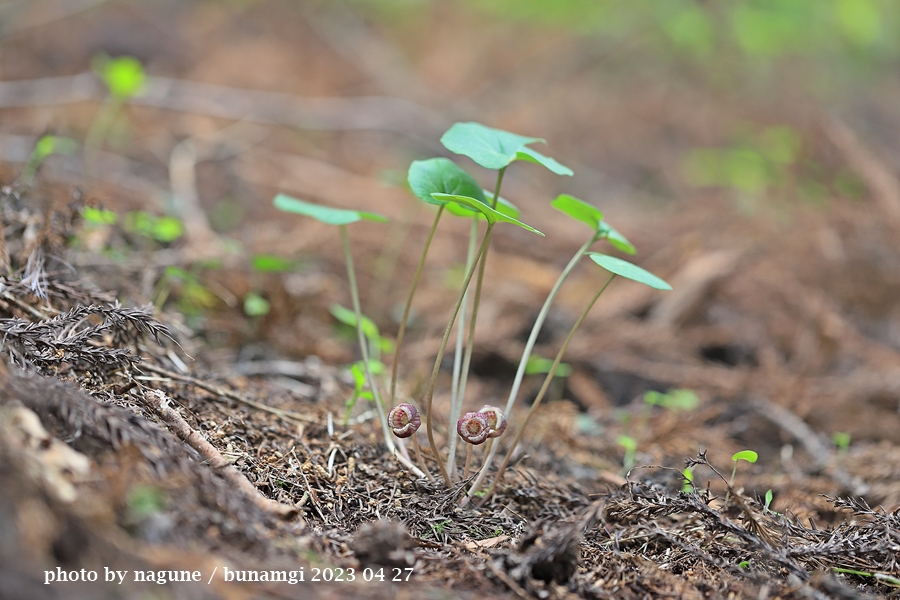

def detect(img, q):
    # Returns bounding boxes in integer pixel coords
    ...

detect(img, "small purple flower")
[478,405,507,438]
[457,411,490,445]
[388,403,421,438]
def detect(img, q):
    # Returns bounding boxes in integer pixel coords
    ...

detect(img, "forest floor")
[1,2,899,599]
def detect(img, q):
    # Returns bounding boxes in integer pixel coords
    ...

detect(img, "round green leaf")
[588,253,671,290]
[101,56,146,99]
[552,194,604,230]
[516,146,573,176]
[431,193,543,236]
[441,122,541,170]
[731,450,759,464]
[408,158,486,205]
[273,194,387,225]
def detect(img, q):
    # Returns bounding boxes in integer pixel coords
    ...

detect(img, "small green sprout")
[682,467,695,493]
[832,431,851,454]
[525,356,572,377]
[124,211,184,243]
[251,254,298,272]
[19,135,78,186]
[86,55,146,150]
[617,435,638,473]
[271,194,430,476]
[82,206,118,226]
[738,560,752,569]
[730,450,758,486]
[483,254,670,499]
[644,389,700,411]
[243,292,271,318]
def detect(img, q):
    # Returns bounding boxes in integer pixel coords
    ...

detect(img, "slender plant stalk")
[463,445,474,480]
[447,217,480,476]
[388,205,444,406]
[446,169,505,477]
[411,435,433,481]
[479,273,617,503]
[462,232,599,503]
[341,225,426,478]
[424,223,494,487]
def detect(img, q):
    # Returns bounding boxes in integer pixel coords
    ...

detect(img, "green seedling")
[832,431,851,454]
[682,466,695,493]
[154,266,217,317]
[644,389,700,411]
[329,304,394,425]
[272,194,428,476]
[83,206,118,226]
[525,356,573,378]
[618,435,638,473]
[466,194,639,501]
[251,254,299,272]
[243,291,271,318]
[725,449,758,505]
[86,55,146,151]
[19,135,78,186]
[481,253,670,501]
[124,211,184,244]
[762,489,782,515]
[126,484,166,522]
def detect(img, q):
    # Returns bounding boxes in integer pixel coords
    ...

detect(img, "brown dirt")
[1,2,899,599]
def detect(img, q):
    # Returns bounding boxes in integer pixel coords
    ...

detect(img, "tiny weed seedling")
[272,194,425,478]
[86,55,146,151]
[273,121,672,496]
[19,135,78,186]
[725,449,758,505]
[832,431,851,454]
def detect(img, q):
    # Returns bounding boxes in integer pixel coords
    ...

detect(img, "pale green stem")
[463,232,599,503]
[446,169,505,477]
[447,217,480,477]
[388,206,444,407]
[424,223,494,487]
[479,273,617,504]
[341,225,425,478]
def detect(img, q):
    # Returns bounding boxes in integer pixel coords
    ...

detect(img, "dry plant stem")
[463,233,598,503]
[481,273,616,503]
[424,224,494,487]
[411,434,433,481]
[142,388,296,518]
[388,205,444,406]
[447,217,480,476]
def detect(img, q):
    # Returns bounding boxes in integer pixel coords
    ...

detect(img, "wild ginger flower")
[457,411,490,445]
[388,403,421,438]
[478,405,507,438]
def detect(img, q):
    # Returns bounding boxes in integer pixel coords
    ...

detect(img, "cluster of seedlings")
[273,121,671,502]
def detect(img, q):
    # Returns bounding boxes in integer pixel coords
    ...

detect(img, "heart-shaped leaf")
[599,221,636,255]
[552,194,604,230]
[431,193,543,235]
[441,122,571,175]
[273,194,387,225]
[516,146,574,176]
[408,158,486,205]
[445,190,520,220]
[588,253,671,290]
